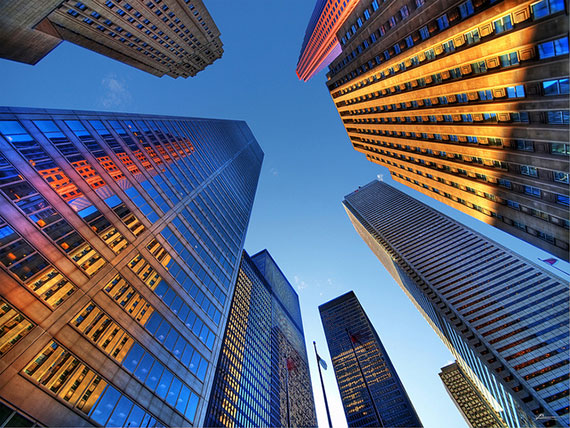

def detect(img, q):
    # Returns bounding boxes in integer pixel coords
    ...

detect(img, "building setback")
[204,250,317,428]
[0,0,223,78]
[319,290,423,427]
[325,0,569,260]
[0,106,263,427]
[440,361,507,428]
[343,180,569,427]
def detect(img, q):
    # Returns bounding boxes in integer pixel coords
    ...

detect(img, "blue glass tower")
[204,250,317,427]
[0,106,262,427]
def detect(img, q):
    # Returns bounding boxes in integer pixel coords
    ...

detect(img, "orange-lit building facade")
[326,0,569,260]
[0,0,223,78]
[296,0,363,81]
[0,107,263,427]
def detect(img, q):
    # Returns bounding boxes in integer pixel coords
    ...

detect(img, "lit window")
[531,0,565,20]
[506,85,525,98]
[551,143,570,155]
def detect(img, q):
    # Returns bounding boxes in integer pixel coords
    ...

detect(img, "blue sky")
[1,1,568,427]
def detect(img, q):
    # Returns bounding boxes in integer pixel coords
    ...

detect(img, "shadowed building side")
[0,0,223,78]
[319,290,423,428]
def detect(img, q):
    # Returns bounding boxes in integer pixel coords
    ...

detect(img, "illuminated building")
[204,250,317,428]
[0,106,263,427]
[343,180,569,427]
[440,361,506,428]
[319,291,422,427]
[296,0,363,81]
[0,0,222,78]
[325,0,569,260]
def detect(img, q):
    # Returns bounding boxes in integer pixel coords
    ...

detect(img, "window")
[437,14,449,30]
[420,26,430,40]
[537,231,555,243]
[494,15,513,33]
[442,40,455,53]
[465,29,480,44]
[531,0,565,20]
[555,194,569,205]
[543,78,569,95]
[459,0,474,18]
[400,6,410,19]
[507,85,525,98]
[551,143,570,155]
[546,111,570,124]
[523,185,541,197]
[513,140,534,151]
[405,35,414,48]
[472,61,487,74]
[538,37,569,59]
[500,52,519,67]
[498,179,512,189]
[520,165,538,177]
[372,0,379,11]
[553,171,569,183]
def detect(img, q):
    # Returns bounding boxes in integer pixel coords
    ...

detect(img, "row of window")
[24,340,166,427]
[330,0,565,91]
[0,217,76,308]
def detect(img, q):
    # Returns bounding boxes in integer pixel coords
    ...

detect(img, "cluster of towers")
[0,0,567,428]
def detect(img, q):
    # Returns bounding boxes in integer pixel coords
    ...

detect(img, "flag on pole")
[541,258,558,266]
[316,353,327,370]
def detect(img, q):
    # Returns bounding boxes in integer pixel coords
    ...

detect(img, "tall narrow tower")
[0,106,262,427]
[319,290,423,427]
[343,180,569,427]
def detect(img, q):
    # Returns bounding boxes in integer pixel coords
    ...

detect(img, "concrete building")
[319,291,423,428]
[0,0,223,78]
[440,361,507,428]
[204,250,317,428]
[343,180,569,427]
[0,106,263,427]
[325,0,569,260]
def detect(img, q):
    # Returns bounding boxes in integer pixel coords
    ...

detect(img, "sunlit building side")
[204,250,317,428]
[326,0,569,260]
[343,180,569,427]
[319,290,423,427]
[0,106,263,427]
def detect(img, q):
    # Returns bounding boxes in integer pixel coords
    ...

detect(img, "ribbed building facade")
[296,0,362,81]
[204,250,317,428]
[326,0,569,260]
[319,291,423,427]
[0,106,262,427]
[440,361,507,428]
[0,0,223,78]
[343,180,569,427]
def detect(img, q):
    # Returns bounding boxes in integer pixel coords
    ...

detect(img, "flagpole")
[314,341,333,428]
[346,329,383,427]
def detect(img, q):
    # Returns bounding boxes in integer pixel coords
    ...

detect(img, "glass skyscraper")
[343,180,569,427]
[0,106,262,427]
[204,250,317,428]
[319,290,423,428]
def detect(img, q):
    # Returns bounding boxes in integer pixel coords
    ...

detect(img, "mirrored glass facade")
[204,250,317,428]
[319,290,423,427]
[343,180,569,427]
[0,106,263,427]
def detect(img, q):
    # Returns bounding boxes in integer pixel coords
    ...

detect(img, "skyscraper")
[319,290,423,428]
[343,180,569,427]
[0,106,263,427]
[323,0,569,260]
[439,361,506,428]
[0,0,223,78]
[204,250,317,428]
[296,0,363,81]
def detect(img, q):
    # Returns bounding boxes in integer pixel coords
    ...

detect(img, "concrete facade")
[0,0,223,78]
[327,0,569,260]
[0,106,263,427]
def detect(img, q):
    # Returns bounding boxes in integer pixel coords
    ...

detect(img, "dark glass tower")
[0,107,262,427]
[204,250,317,428]
[319,290,423,428]
[343,180,569,427]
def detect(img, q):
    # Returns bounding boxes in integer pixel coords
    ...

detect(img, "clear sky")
[0,2,568,427]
